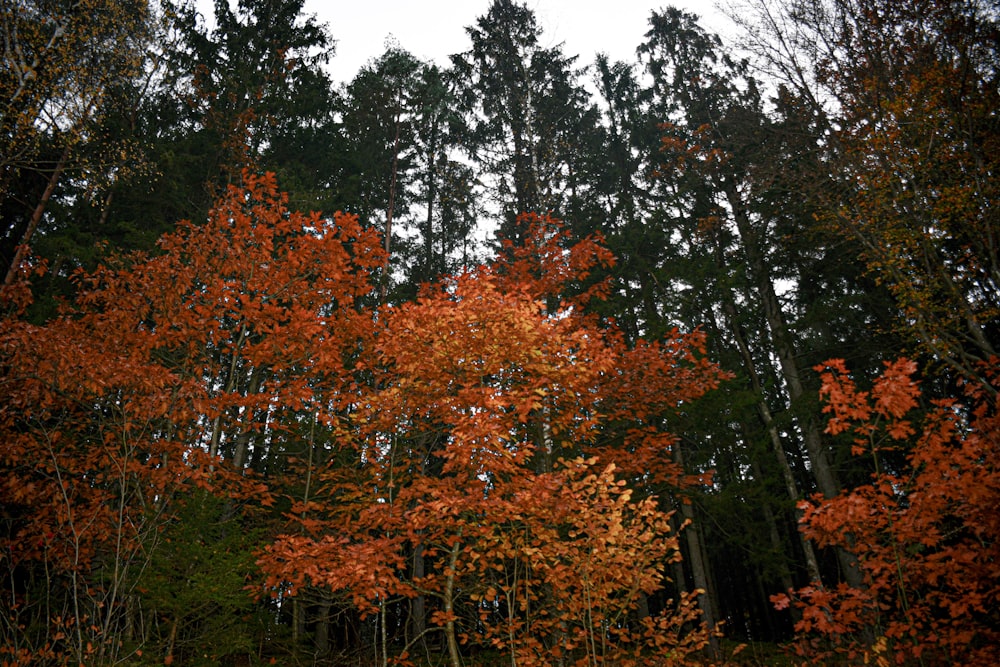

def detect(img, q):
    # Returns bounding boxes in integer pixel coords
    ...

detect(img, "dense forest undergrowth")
[2,0,998,664]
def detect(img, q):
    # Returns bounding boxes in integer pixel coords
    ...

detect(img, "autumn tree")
[468,458,713,667]
[774,358,1000,665]
[260,217,726,666]
[11,0,993,659]
[732,0,1000,389]
[0,171,384,663]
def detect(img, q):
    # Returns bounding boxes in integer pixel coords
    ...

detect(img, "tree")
[732,0,1000,389]
[336,46,421,244]
[3,0,344,321]
[0,0,152,285]
[469,458,712,667]
[174,0,334,180]
[335,48,483,305]
[72,0,341,245]
[635,8,827,636]
[403,62,481,296]
[452,0,593,243]
[0,171,384,663]
[774,358,1000,665]
[260,217,726,666]
[582,55,658,343]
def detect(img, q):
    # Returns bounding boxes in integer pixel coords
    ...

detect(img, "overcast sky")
[300,0,735,84]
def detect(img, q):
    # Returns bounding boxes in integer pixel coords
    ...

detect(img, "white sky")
[299,0,734,84]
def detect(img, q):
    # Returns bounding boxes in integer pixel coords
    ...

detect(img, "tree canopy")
[1,0,997,665]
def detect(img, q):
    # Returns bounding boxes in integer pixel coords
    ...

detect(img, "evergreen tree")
[337,47,481,304]
[451,0,592,244]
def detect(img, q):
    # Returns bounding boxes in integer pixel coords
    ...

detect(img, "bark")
[231,367,264,470]
[750,459,798,594]
[380,99,403,304]
[636,591,650,621]
[4,145,69,286]
[292,597,303,644]
[166,618,178,665]
[208,322,248,460]
[674,444,719,656]
[422,122,438,276]
[315,595,332,654]
[680,501,719,656]
[411,542,427,649]
[443,536,462,667]
[721,297,823,584]
[724,181,866,591]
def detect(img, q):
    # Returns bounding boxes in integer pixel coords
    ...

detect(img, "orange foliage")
[2,188,726,663]
[469,458,715,666]
[773,358,1000,665]
[0,171,384,661]
[813,0,1000,383]
[260,215,727,665]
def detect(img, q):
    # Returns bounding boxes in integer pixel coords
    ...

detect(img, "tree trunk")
[668,513,689,602]
[443,536,462,667]
[680,500,719,656]
[725,181,866,591]
[4,145,69,286]
[292,597,303,644]
[411,542,427,651]
[381,103,403,303]
[673,444,719,656]
[231,367,263,470]
[636,591,650,621]
[720,295,824,584]
[750,460,798,595]
[423,120,438,276]
[166,618,178,665]
[316,595,332,655]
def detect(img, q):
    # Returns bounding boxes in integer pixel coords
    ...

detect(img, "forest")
[1,0,998,665]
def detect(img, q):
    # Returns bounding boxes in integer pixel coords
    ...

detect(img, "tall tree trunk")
[673,445,719,656]
[381,105,403,303]
[231,367,264,470]
[680,501,719,656]
[292,597,303,644]
[725,182,866,591]
[4,145,69,286]
[720,296,824,584]
[209,322,248,460]
[315,595,332,655]
[422,122,438,276]
[411,542,427,650]
[750,460,797,595]
[166,618,178,665]
[667,512,689,603]
[443,536,462,667]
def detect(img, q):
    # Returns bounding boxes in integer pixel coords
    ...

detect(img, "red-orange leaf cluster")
[259,214,727,665]
[0,171,385,662]
[2,177,725,664]
[774,358,1000,665]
